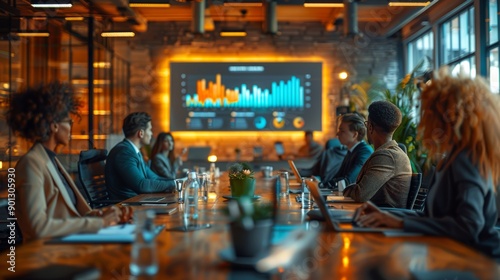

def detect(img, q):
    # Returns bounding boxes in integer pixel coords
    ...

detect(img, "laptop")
[306,180,405,233]
[288,160,333,195]
[121,193,176,206]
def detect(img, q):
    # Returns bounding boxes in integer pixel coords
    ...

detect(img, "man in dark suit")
[106,112,175,200]
[321,113,373,188]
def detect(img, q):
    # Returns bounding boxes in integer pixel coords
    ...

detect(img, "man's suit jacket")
[105,140,175,200]
[151,153,177,179]
[15,143,103,242]
[343,140,411,208]
[403,150,500,259]
[323,141,373,187]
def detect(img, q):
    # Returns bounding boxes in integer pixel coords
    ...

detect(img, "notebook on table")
[121,193,176,206]
[306,180,407,234]
[46,224,165,244]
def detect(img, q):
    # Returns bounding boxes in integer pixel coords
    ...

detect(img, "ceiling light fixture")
[388,1,430,7]
[16,31,50,37]
[304,0,343,8]
[31,0,72,8]
[219,30,247,37]
[223,1,262,7]
[65,16,84,21]
[129,0,171,8]
[101,31,135,37]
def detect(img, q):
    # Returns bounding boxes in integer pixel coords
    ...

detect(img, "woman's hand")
[175,156,183,167]
[89,205,134,226]
[354,201,404,229]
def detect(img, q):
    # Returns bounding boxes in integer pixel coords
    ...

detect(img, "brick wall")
[116,21,401,161]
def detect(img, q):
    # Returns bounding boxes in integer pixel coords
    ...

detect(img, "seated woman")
[6,82,132,242]
[354,68,500,260]
[150,132,183,179]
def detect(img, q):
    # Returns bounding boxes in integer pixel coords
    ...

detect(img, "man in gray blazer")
[343,101,411,208]
[106,112,175,200]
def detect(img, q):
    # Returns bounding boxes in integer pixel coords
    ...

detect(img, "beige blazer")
[15,143,103,241]
[343,140,412,208]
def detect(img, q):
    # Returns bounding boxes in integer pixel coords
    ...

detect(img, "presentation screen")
[170,62,322,131]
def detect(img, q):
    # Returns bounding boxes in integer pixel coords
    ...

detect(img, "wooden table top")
[1,174,499,279]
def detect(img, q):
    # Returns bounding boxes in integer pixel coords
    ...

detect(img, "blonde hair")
[418,67,500,185]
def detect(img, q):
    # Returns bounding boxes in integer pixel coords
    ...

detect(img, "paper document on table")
[46,224,164,244]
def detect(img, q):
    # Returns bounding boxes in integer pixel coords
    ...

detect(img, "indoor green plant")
[226,198,273,258]
[228,162,256,197]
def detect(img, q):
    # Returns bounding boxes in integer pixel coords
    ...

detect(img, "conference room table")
[1,174,499,279]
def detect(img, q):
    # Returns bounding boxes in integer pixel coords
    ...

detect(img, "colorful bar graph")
[185,74,305,108]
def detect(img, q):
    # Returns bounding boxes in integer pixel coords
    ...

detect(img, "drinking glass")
[197,173,208,201]
[279,171,290,197]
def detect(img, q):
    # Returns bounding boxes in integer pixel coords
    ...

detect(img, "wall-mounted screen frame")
[170,62,322,131]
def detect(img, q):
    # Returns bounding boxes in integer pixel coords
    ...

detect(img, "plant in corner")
[228,162,256,197]
[225,197,273,258]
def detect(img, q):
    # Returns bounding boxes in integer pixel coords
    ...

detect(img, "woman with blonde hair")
[354,68,500,259]
[6,82,132,241]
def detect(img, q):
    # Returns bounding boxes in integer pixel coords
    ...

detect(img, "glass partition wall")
[0,17,130,176]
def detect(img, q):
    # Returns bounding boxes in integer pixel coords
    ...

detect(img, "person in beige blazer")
[7,82,132,242]
[343,101,412,208]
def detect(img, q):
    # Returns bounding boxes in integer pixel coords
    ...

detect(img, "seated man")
[321,113,373,188]
[106,112,175,200]
[343,101,411,208]
[296,130,323,160]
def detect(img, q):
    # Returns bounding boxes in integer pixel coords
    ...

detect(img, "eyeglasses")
[59,119,74,126]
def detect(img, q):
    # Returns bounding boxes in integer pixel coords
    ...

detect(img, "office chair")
[77,149,120,208]
[406,173,423,210]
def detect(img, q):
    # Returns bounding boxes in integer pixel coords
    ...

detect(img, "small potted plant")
[228,162,256,197]
[226,198,274,258]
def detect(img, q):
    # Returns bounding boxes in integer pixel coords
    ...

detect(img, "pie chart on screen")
[293,117,305,129]
[254,116,267,130]
[273,118,285,129]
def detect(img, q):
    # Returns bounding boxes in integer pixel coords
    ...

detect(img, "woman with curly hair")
[150,132,184,179]
[6,82,132,241]
[354,68,500,259]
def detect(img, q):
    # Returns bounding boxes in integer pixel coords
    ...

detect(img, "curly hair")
[6,82,81,142]
[419,67,500,185]
[368,100,402,134]
[122,112,152,138]
[150,132,176,166]
[340,113,366,141]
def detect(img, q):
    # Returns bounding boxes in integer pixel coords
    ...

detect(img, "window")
[440,6,475,77]
[407,31,433,73]
[440,6,475,64]
[487,0,499,93]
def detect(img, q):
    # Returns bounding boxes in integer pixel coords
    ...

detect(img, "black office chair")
[77,149,120,208]
[406,173,422,210]
[398,142,408,154]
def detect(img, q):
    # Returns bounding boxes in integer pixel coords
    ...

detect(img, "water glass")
[279,171,290,197]
[197,173,208,201]
[175,179,184,204]
[130,210,158,276]
[337,179,346,195]
[261,166,273,178]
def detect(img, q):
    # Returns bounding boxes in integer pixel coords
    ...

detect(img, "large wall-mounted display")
[170,62,322,131]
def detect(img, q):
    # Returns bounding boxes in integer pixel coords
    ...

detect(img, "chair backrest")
[77,149,109,207]
[398,142,408,154]
[406,173,422,209]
